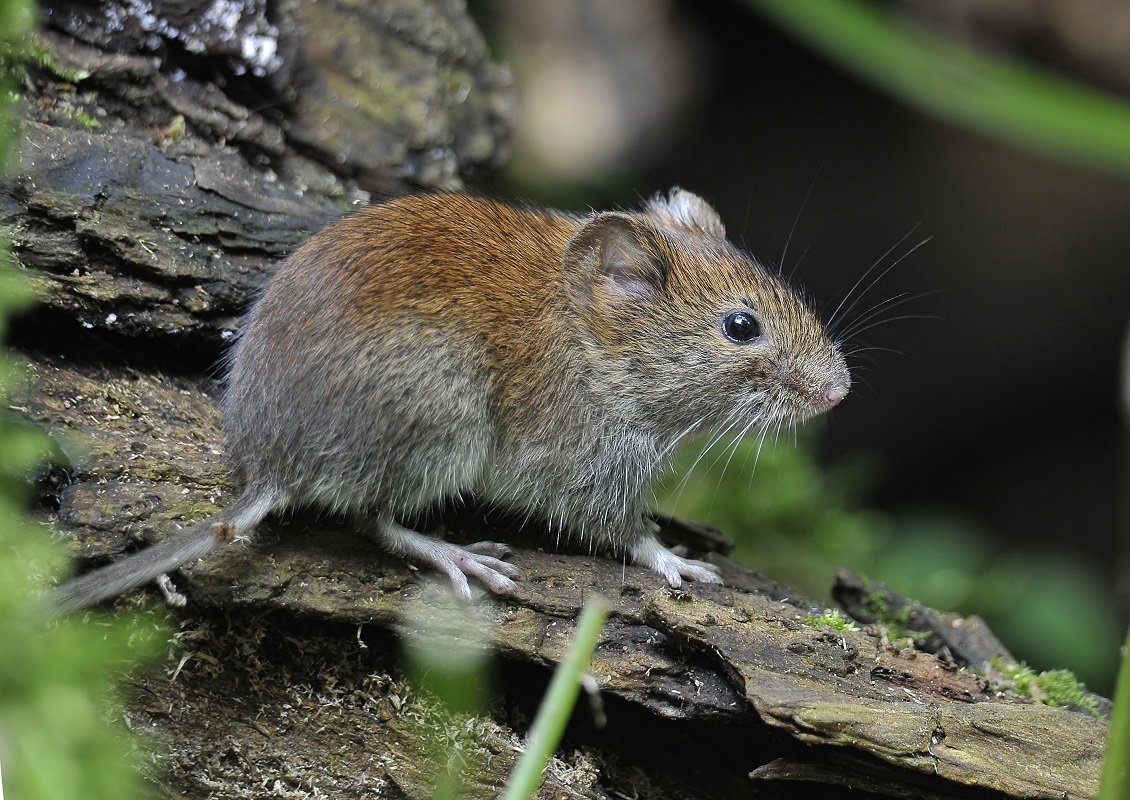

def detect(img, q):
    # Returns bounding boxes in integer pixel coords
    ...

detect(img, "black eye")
[722,310,761,343]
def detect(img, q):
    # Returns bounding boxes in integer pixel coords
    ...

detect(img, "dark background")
[477,0,1130,688]
[649,1,1129,567]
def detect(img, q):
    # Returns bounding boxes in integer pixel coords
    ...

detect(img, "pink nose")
[821,382,847,408]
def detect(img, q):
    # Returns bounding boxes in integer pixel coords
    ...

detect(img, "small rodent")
[48,189,849,613]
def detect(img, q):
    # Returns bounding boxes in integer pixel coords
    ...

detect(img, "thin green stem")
[502,596,611,800]
[1099,623,1130,799]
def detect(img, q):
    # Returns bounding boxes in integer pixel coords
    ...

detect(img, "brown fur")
[47,188,849,613]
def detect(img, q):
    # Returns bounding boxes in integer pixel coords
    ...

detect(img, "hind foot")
[373,518,520,600]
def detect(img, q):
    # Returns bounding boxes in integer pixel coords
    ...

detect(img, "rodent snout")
[774,363,849,414]
[821,381,847,409]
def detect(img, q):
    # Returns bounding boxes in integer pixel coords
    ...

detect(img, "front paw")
[628,534,723,587]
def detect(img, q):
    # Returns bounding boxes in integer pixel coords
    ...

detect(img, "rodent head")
[562,188,849,439]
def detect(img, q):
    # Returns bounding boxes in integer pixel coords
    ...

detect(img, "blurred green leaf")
[0,2,168,798]
[1099,622,1130,798]
[745,0,1130,174]
[659,435,1120,690]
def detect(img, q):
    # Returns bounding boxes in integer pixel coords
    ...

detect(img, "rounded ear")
[563,213,668,309]
[645,187,725,237]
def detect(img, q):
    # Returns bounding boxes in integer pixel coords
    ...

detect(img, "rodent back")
[221,195,592,511]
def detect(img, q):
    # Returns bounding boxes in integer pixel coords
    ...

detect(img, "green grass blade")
[744,0,1130,174]
[502,596,610,800]
[1098,622,1130,798]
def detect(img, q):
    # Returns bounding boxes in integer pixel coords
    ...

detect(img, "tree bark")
[5,3,1107,799]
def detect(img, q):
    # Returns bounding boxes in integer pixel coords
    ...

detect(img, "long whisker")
[843,344,906,358]
[722,415,762,473]
[741,186,755,242]
[850,373,879,398]
[841,313,942,341]
[825,227,918,327]
[744,416,780,492]
[702,415,759,479]
[665,414,747,510]
[842,289,911,327]
[787,245,811,283]
[659,412,713,460]
[703,416,762,518]
[849,343,908,359]
[781,163,823,278]
[744,420,771,492]
[732,417,770,478]
[832,237,932,338]
[828,232,929,334]
[835,289,941,343]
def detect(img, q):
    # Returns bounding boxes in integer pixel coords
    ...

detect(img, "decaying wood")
[15,355,1107,800]
[833,568,1017,670]
[3,0,512,349]
[5,3,1108,799]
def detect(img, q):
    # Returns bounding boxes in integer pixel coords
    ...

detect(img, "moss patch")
[989,658,1102,716]
[802,609,860,632]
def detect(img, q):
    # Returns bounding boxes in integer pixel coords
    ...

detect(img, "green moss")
[856,580,932,644]
[0,38,90,87]
[71,110,100,128]
[802,609,860,632]
[993,659,1038,690]
[1038,669,1097,710]
[989,658,1101,715]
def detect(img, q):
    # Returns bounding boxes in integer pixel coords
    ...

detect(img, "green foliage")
[802,609,859,632]
[656,436,1121,690]
[0,543,167,798]
[744,0,1130,175]
[0,347,168,800]
[0,3,166,798]
[1098,623,1130,798]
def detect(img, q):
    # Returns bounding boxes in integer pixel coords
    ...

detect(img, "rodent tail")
[42,488,281,618]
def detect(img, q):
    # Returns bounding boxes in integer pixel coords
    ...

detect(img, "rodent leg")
[627,531,722,587]
[369,515,520,600]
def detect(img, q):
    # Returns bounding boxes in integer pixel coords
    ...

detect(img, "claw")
[375,518,520,598]
[628,533,723,587]
[449,549,519,596]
